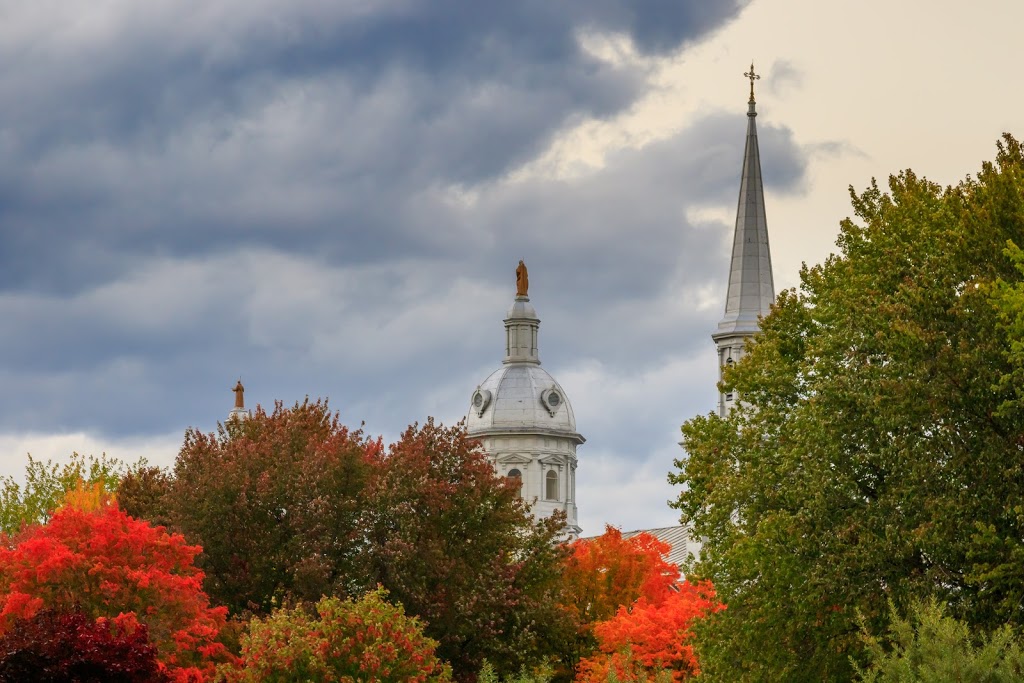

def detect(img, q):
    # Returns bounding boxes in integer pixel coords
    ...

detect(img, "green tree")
[358,419,574,681]
[0,453,135,534]
[222,589,451,683]
[976,239,1024,618]
[478,660,553,683]
[854,598,1024,682]
[671,135,1024,680]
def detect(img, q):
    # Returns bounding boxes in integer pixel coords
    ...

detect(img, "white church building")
[465,264,585,539]
[229,68,776,562]
[464,66,776,558]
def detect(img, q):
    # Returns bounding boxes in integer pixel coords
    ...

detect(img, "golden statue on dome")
[232,379,245,409]
[516,260,529,297]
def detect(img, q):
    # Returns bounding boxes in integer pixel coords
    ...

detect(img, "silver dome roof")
[466,364,580,441]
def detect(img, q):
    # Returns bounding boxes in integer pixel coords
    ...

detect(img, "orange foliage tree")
[559,526,680,671]
[561,527,722,681]
[563,526,680,626]
[0,487,231,681]
[576,580,722,682]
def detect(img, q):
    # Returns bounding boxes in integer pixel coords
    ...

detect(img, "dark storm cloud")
[0,0,817,478]
[473,115,805,304]
[0,108,807,436]
[0,0,748,295]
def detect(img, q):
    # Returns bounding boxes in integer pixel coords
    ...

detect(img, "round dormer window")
[539,387,562,416]
[472,389,492,417]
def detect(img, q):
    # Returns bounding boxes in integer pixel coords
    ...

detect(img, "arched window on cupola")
[545,470,558,501]
[507,469,522,497]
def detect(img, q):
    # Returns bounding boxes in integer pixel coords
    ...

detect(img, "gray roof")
[715,96,775,339]
[621,524,702,572]
[466,363,579,437]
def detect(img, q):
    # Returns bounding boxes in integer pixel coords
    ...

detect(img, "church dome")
[465,262,582,442]
[466,363,579,437]
[465,261,584,538]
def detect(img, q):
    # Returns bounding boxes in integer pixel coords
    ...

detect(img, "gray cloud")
[0,1,814,534]
[0,0,749,294]
[767,59,803,95]
[0,110,806,436]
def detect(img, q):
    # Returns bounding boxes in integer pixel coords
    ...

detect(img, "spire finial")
[744,61,760,103]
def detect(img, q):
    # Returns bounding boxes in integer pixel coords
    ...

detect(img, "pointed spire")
[715,64,775,339]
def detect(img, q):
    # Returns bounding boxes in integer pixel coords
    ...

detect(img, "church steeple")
[712,64,776,417]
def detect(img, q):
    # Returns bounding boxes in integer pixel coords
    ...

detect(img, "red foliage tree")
[576,580,723,682]
[0,607,169,682]
[0,495,231,681]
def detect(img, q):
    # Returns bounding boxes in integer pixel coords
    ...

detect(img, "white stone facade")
[466,293,584,539]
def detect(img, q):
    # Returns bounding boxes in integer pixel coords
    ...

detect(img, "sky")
[1,0,1021,534]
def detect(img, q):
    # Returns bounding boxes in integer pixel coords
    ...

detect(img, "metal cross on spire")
[744,61,760,103]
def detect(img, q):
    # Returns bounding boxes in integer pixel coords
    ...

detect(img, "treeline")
[673,134,1024,680]
[0,409,717,682]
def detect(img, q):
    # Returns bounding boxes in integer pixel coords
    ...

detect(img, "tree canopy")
[164,398,376,614]
[854,598,1024,683]
[126,402,575,681]
[0,608,169,683]
[563,527,681,629]
[576,580,720,683]
[672,135,1024,680]
[560,527,720,682]
[357,419,573,680]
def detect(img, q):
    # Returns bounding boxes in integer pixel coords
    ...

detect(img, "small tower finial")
[744,61,760,103]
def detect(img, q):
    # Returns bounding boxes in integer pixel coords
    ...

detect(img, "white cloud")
[0,431,181,485]
[577,446,683,534]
